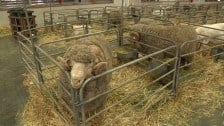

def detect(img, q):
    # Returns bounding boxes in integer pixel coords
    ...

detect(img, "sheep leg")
[182,55,194,70]
[211,47,220,63]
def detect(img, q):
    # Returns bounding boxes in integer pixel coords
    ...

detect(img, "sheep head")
[128,32,142,50]
[57,45,107,89]
[129,32,140,41]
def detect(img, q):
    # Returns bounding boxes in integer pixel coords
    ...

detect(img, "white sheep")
[195,23,224,44]
[72,25,92,35]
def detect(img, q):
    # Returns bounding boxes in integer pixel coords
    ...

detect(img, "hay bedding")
[37,32,66,47]
[19,28,224,126]
[20,53,224,126]
[20,68,72,126]
[20,63,169,126]
[0,25,11,37]
[20,76,68,126]
[145,57,224,126]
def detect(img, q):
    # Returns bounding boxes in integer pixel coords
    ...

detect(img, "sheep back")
[130,24,198,60]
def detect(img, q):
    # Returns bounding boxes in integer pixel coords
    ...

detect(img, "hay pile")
[20,63,166,126]
[145,58,224,125]
[100,65,170,126]
[37,33,63,44]
[19,28,224,126]
[20,74,70,126]
[0,25,11,37]
[36,32,67,49]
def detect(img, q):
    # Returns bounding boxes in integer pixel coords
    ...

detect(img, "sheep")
[129,24,199,69]
[138,18,174,26]
[138,18,159,25]
[72,25,92,35]
[211,47,224,62]
[152,6,172,16]
[103,11,121,28]
[195,23,224,60]
[129,24,198,84]
[57,36,112,115]
[195,23,224,44]
[152,9,164,16]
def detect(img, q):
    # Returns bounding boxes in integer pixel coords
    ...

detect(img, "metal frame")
[18,24,180,125]
[18,1,224,125]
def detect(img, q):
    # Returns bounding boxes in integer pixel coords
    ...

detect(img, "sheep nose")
[71,79,84,89]
[71,79,80,85]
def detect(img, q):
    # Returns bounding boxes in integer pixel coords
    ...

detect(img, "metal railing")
[0,0,113,9]
[18,26,178,125]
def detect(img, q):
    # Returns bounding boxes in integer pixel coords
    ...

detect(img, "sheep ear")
[57,56,71,69]
[130,32,140,41]
[92,62,107,75]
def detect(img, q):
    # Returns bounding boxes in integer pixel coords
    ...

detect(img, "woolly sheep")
[129,24,199,69]
[103,11,121,28]
[196,23,224,60]
[138,18,174,26]
[195,23,224,44]
[57,36,112,113]
[138,18,160,25]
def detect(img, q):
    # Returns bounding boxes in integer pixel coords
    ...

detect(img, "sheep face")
[58,57,107,89]
[129,32,140,41]
[129,32,143,51]
[70,61,93,89]
[57,45,108,89]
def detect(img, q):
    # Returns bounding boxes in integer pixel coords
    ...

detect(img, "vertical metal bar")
[64,17,68,38]
[17,34,24,64]
[133,16,140,24]
[81,105,86,126]
[216,2,219,11]
[118,0,124,46]
[72,89,80,126]
[22,0,44,84]
[80,87,86,126]
[203,11,208,24]
[216,3,220,23]
[187,12,191,25]
[76,9,79,20]
[88,11,91,24]
[50,0,54,31]
[50,12,54,31]
[172,46,181,93]
[84,22,89,34]
[43,12,46,26]
[107,15,110,30]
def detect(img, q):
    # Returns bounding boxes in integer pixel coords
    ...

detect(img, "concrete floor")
[0,36,28,126]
